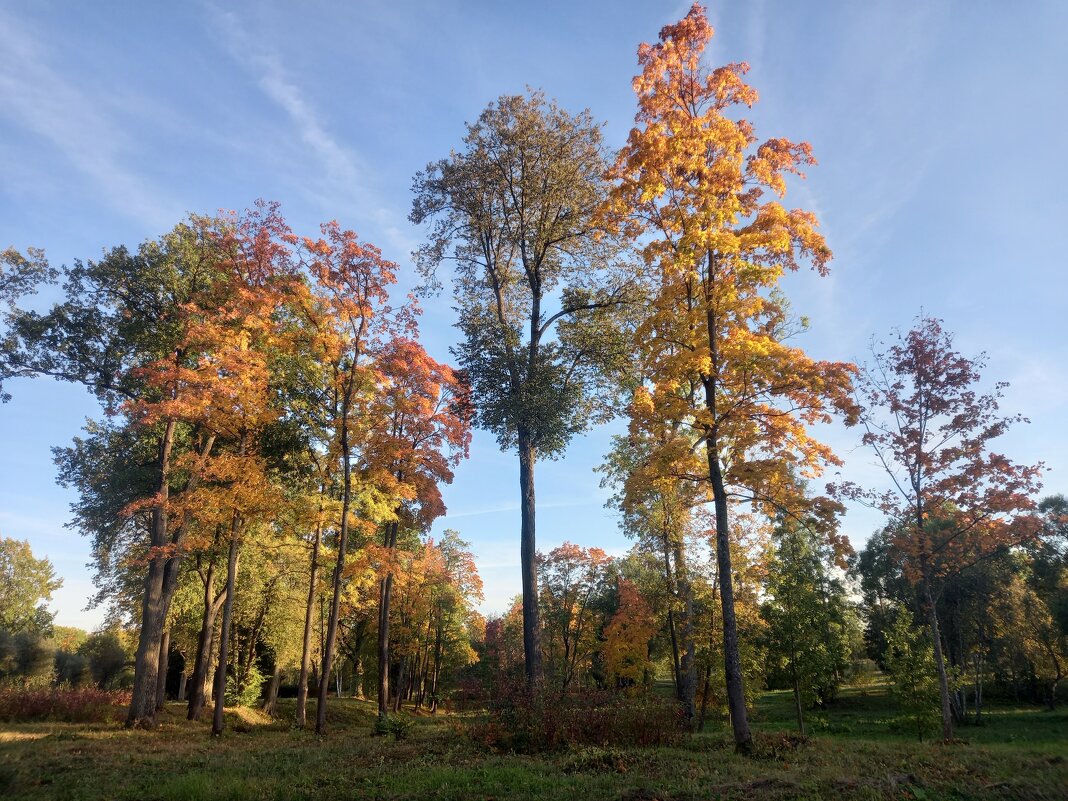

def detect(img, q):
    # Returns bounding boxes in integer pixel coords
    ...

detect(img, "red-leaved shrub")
[467,680,686,752]
[0,685,131,723]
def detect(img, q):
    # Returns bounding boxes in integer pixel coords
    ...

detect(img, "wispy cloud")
[0,8,177,228]
[206,6,415,255]
[211,7,361,189]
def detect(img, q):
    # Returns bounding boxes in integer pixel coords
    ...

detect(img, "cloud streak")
[206,6,416,256]
[0,8,178,228]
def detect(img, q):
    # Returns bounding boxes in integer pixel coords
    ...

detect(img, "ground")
[1,684,1065,801]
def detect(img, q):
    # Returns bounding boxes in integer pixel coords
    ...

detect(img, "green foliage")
[410,90,631,458]
[762,523,854,726]
[224,662,265,708]
[53,650,89,686]
[0,537,62,635]
[0,629,54,685]
[77,631,128,689]
[0,247,56,402]
[883,606,939,740]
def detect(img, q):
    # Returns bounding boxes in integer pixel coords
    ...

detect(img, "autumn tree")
[118,204,299,734]
[538,542,615,691]
[602,578,658,689]
[411,91,632,685]
[293,222,416,735]
[602,431,694,717]
[613,4,856,750]
[4,216,238,726]
[367,337,471,724]
[843,317,1042,739]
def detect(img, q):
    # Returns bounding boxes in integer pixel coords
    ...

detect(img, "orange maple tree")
[121,202,298,728]
[366,337,472,721]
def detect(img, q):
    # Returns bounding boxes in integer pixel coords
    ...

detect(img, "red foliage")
[468,680,685,752]
[0,686,131,723]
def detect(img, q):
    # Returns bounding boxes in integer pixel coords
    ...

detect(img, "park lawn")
[1,688,1065,801]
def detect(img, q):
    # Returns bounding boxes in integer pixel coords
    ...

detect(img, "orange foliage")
[602,579,658,686]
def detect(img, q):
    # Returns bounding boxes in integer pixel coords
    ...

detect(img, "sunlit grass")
[1,691,1065,800]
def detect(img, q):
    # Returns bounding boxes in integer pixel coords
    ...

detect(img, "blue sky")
[2,1,1066,629]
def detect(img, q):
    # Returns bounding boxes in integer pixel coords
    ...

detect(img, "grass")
[1,686,1065,801]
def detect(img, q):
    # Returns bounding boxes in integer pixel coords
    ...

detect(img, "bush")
[54,650,89,686]
[467,681,686,753]
[0,685,130,722]
[225,663,265,708]
[77,631,127,689]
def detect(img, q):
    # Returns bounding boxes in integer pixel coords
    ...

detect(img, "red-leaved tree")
[840,317,1043,740]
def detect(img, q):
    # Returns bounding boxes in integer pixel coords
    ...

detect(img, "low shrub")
[0,684,131,722]
[467,681,686,753]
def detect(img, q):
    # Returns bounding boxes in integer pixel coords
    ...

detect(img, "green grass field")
[1,685,1065,801]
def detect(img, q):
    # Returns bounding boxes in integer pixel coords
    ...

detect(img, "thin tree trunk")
[316,433,354,735]
[662,532,682,696]
[394,655,408,713]
[674,539,696,727]
[377,521,398,721]
[667,608,682,695]
[429,627,443,712]
[921,571,955,740]
[352,654,364,700]
[188,556,225,721]
[702,250,752,752]
[792,665,806,736]
[296,521,322,728]
[518,429,543,687]
[211,522,241,736]
[705,428,752,750]
[155,629,170,712]
[177,671,187,702]
[696,662,712,732]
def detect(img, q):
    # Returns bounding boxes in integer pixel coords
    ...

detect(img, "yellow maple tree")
[612,4,857,750]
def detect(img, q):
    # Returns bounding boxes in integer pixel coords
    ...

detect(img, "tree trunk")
[126,419,176,727]
[518,429,543,687]
[429,627,443,712]
[667,608,682,696]
[261,665,281,716]
[705,426,753,751]
[352,655,364,700]
[792,665,806,736]
[211,523,241,736]
[921,571,955,740]
[377,521,398,721]
[662,533,682,696]
[155,628,170,712]
[295,521,322,728]
[696,662,712,732]
[673,538,697,727]
[188,557,225,721]
[177,671,187,702]
[394,655,408,713]
[316,437,354,735]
